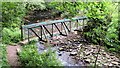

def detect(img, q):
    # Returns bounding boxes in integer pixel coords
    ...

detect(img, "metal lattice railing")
[22,16,87,43]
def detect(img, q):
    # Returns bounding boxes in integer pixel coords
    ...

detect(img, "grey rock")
[59,47,64,51]
[112,61,119,65]
[85,59,91,63]
[109,63,113,66]
[36,42,45,50]
[70,52,77,56]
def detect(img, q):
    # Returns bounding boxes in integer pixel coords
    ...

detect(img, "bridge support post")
[63,22,70,32]
[28,28,30,43]
[52,24,53,37]
[21,21,23,41]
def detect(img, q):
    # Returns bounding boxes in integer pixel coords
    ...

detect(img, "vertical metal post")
[43,25,52,37]
[76,20,79,29]
[61,22,63,31]
[41,26,42,40]
[28,28,30,43]
[83,19,84,28]
[70,21,71,32]
[54,23,62,35]
[42,27,47,41]
[62,22,67,35]
[52,24,53,37]
[63,22,70,32]
[21,21,23,41]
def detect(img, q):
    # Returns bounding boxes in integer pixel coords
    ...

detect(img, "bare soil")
[7,45,21,67]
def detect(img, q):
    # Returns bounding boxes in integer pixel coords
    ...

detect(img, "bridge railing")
[22,16,87,42]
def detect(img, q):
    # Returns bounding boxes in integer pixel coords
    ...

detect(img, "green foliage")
[47,2,83,18]
[2,2,46,44]
[2,2,46,28]
[25,1,46,11]
[2,2,119,52]
[2,2,26,28]
[2,28,21,44]
[104,3,120,52]
[84,2,120,52]
[0,44,10,68]
[49,2,119,52]
[18,43,61,67]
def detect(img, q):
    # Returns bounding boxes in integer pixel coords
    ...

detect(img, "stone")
[101,50,104,52]
[60,41,64,44]
[85,59,91,63]
[66,46,69,49]
[16,48,21,55]
[73,47,78,49]
[50,41,59,46]
[79,44,82,46]
[92,46,96,49]
[104,63,109,66]
[109,63,113,66]
[86,52,91,56]
[110,54,114,56]
[97,59,101,62]
[58,52,62,56]
[37,43,46,50]
[112,61,119,65]
[84,47,88,49]
[78,44,82,47]
[105,54,109,58]
[69,49,73,52]
[102,52,106,56]
[73,39,77,42]
[83,57,87,59]
[16,48,21,53]
[107,59,111,62]
[59,47,64,51]
[74,31,78,34]
[62,46,65,48]
[66,49,69,52]
[80,53,84,57]
[70,52,77,56]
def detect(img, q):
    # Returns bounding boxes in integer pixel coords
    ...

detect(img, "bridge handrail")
[22,16,87,29]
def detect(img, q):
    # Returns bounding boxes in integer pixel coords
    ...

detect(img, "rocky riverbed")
[36,34,120,67]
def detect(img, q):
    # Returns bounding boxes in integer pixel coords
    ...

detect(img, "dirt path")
[7,45,21,67]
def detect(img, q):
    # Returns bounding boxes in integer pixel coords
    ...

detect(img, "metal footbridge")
[22,16,87,43]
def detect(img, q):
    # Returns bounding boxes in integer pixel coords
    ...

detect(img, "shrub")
[18,43,61,67]
[25,1,46,11]
[0,44,10,68]
[2,2,26,28]
[85,2,120,52]
[2,28,21,44]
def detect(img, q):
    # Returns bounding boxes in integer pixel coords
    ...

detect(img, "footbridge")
[21,16,87,43]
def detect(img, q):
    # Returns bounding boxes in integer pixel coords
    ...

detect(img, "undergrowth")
[18,41,62,67]
[2,28,21,44]
[0,44,10,68]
